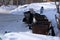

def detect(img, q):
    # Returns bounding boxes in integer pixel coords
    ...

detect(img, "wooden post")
[16,0,18,6]
[55,0,60,13]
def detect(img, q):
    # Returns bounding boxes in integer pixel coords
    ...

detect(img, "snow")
[0,2,60,40]
[0,14,29,34]
[0,5,17,10]
[2,32,60,40]
[10,2,56,15]
[0,5,17,13]
[10,4,29,15]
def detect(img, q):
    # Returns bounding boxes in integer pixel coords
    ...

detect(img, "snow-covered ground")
[0,2,60,40]
[2,32,60,40]
[0,5,17,13]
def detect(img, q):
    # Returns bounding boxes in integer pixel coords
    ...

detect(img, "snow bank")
[10,2,56,15]
[10,4,29,15]
[0,5,17,13]
[0,5,17,10]
[3,32,60,40]
[0,9,10,13]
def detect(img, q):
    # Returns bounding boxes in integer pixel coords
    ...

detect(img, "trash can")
[32,22,50,35]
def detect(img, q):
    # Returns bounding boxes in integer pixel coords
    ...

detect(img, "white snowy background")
[0,2,60,40]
